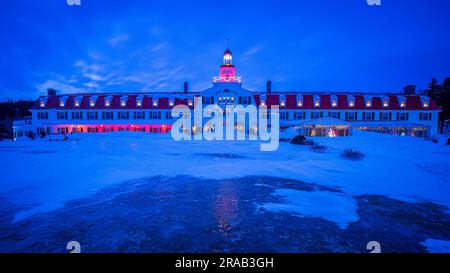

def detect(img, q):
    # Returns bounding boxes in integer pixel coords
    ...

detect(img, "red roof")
[31,93,440,111]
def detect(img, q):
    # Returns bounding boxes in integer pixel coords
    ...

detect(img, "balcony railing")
[213,76,242,83]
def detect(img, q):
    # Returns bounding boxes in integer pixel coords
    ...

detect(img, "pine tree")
[425,78,450,133]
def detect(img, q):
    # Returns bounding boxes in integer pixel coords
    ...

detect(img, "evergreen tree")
[425,78,450,133]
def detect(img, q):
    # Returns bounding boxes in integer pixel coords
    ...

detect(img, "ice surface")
[1,130,449,222]
[259,189,359,229]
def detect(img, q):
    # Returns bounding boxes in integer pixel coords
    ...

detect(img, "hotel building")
[13,48,440,139]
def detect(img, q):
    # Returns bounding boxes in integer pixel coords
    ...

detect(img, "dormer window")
[120,96,128,107]
[39,97,48,108]
[297,95,303,107]
[136,95,144,107]
[59,96,67,107]
[59,96,67,108]
[364,96,372,108]
[382,96,389,108]
[260,95,266,106]
[39,99,46,108]
[421,96,430,108]
[313,95,320,108]
[280,95,286,107]
[104,96,112,107]
[348,95,355,107]
[398,96,406,108]
[74,96,82,107]
[331,95,337,108]
[89,96,98,107]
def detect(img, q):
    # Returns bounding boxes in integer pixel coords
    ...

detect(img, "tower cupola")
[223,48,233,65]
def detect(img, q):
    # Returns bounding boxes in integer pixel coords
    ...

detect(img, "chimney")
[266,80,272,94]
[47,88,56,96]
[403,85,416,95]
[183,82,188,94]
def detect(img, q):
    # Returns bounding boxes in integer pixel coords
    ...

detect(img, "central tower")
[214,41,241,83]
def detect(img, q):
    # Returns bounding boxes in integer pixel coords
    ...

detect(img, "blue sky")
[1,0,450,100]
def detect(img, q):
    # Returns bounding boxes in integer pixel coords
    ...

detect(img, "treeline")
[423,77,450,132]
[0,100,35,138]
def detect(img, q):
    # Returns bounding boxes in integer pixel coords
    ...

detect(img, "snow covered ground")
[0,130,449,252]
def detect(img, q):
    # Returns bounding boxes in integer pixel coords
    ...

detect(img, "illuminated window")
[105,100,110,107]
[137,100,142,107]
[153,99,158,106]
[330,95,337,108]
[363,96,372,108]
[421,96,430,108]
[397,96,406,108]
[313,95,320,107]
[59,96,68,107]
[40,101,45,107]
[296,95,303,107]
[260,95,266,106]
[89,96,98,107]
[382,97,389,108]
[188,99,193,107]
[75,101,80,107]
[279,95,286,107]
[347,95,355,107]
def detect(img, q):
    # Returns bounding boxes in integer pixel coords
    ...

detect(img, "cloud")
[74,60,106,82]
[242,45,264,61]
[108,34,129,47]
[83,82,100,88]
[151,43,166,52]
[83,73,103,81]
[35,80,85,95]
